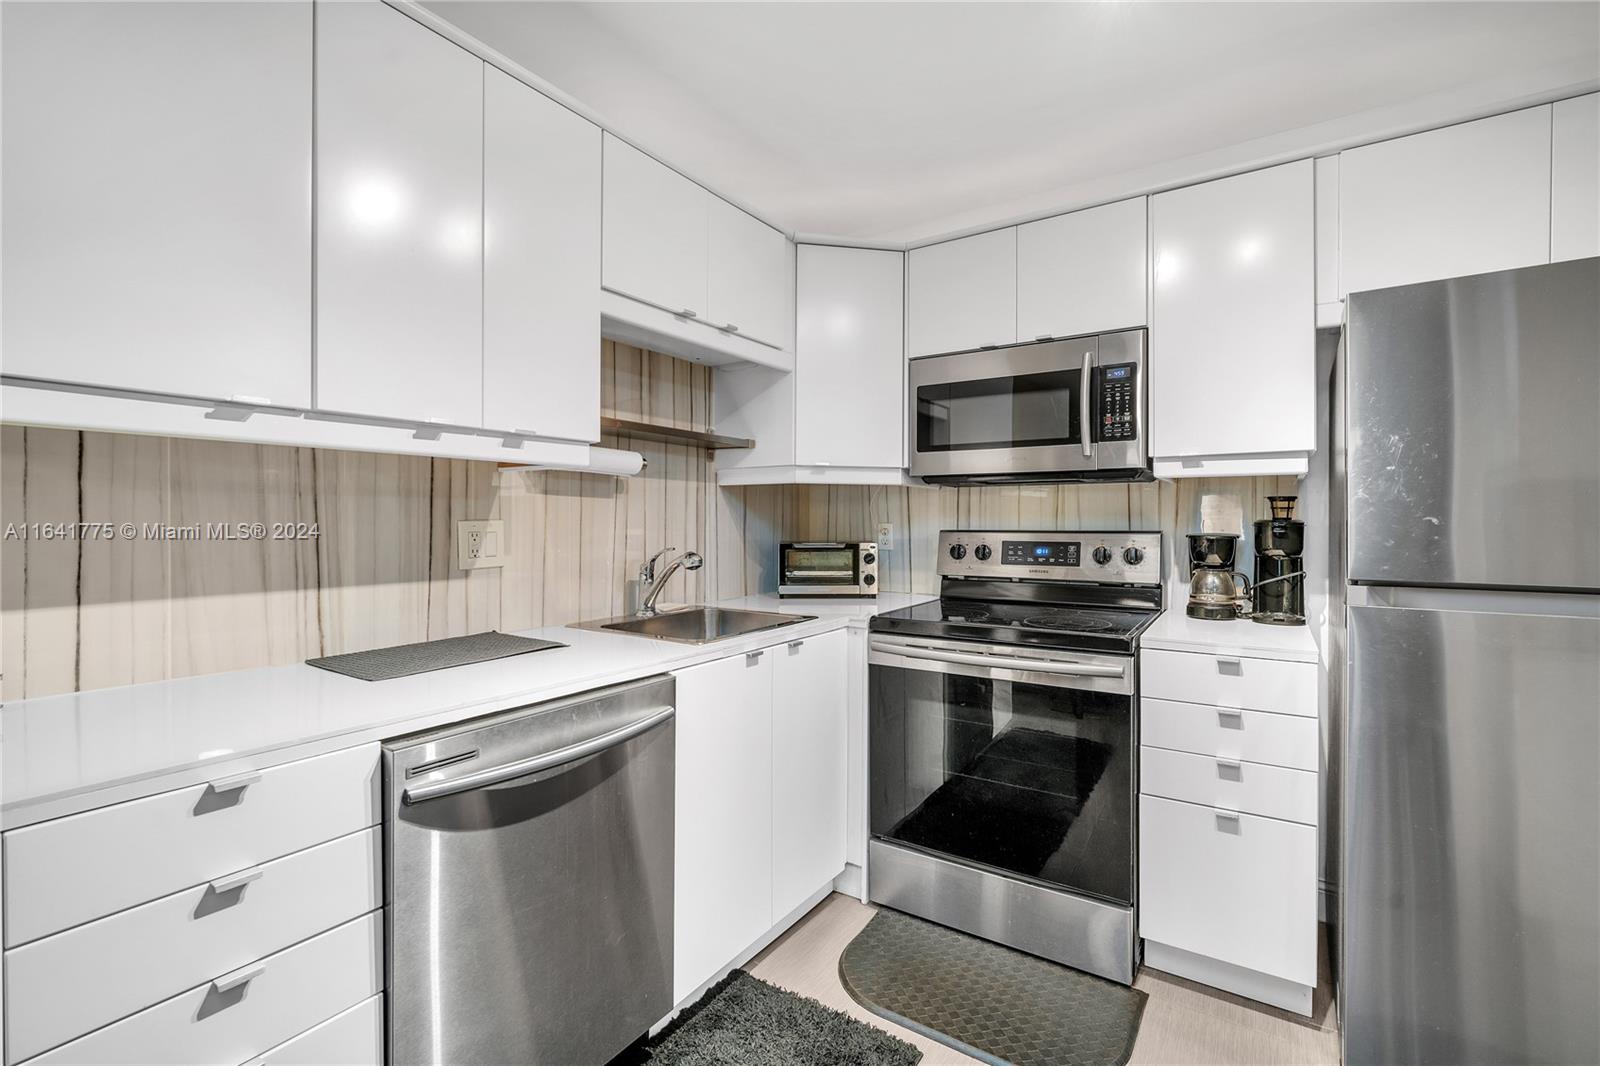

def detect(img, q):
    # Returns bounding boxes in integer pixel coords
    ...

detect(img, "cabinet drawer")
[251,994,383,1066]
[1140,746,1316,825]
[1139,794,1316,986]
[6,829,380,1063]
[1141,649,1316,716]
[3,745,379,946]
[24,912,381,1066]
[1141,698,1318,771]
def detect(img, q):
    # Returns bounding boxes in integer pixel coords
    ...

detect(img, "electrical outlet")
[876,522,894,550]
[457,520,505,570]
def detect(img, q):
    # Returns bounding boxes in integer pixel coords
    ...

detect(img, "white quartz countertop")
[1140,609,1320,663]
[1,592,932,827]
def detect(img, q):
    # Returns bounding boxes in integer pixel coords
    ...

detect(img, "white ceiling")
[424,1,1600,242]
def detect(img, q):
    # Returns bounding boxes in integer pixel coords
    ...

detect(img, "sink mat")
[840,909,1146,1066]
[306,631,565,682]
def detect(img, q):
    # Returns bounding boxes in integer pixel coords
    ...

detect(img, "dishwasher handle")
[402,704,675,805]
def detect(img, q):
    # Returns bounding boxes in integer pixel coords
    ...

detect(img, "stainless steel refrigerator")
[1335,257,1600,1065]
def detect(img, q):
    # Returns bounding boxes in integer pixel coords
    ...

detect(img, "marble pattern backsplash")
[3,338,1298,699]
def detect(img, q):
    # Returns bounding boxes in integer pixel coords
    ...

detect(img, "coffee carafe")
[1251,495,1306,626]
[1185,533,1251,620]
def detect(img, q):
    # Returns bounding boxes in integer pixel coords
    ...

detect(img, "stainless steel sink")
[571,606,814,646]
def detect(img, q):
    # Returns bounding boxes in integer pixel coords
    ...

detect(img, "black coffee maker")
[1251,495,1306,626]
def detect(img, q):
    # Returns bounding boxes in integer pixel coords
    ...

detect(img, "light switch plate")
[876,522,894,550]
[457,520,505,570]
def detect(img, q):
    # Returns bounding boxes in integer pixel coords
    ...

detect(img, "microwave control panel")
[1095,363,1138,442]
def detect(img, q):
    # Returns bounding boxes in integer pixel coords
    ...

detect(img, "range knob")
[948,543,967,560]
[974,544,992,561]
[1092,546,1113,565]
[1123,546,1145,565]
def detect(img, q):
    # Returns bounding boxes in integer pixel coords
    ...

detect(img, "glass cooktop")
[870,598,1160,654]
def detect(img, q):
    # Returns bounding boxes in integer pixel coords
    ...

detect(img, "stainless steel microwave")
[907,329,1151,483]
[779,542,878,598]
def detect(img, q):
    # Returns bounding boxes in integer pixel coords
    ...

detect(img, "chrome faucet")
[637,549,703,617]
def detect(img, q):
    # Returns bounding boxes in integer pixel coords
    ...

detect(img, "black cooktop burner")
[871,594,1161,654]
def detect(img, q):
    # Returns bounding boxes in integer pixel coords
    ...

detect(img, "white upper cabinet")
[1150,160,1314,469]
[1016,198,1148,341]
[1339,106,1552,295]
[316,0,484,427]
[1,1,312,407]
[907,228,1017,356]
[483,66,601,442]
[602,134,709,319]
[707,199,792,349]
[1552,94,1600,263]
[794,246,906,469]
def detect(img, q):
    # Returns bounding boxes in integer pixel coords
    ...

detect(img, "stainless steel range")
[867,530,1162,985]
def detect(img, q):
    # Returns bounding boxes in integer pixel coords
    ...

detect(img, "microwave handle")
[1080,350,1095,459]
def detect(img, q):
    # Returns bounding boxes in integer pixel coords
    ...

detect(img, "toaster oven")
[779,542,878,598]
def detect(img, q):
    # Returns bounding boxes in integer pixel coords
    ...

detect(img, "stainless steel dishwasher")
[384,674,675,1066]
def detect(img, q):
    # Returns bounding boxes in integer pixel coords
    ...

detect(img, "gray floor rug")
[839,910,1146,1066]
[648,970,922,1066]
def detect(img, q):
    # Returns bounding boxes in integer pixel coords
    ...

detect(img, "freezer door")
[1345,258,1599,590]
[1343,603,1599,1066]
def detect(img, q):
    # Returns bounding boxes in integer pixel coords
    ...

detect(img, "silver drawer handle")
[209,866,264,895]
[1215,758,1243,780]
[212,962,265,994]
[1214,810,1242,830]
[723,323,740,333]
[747,650,764,665]
[1215,656,1243,675]
[787,641,804,651]
[207,770,260,795]
[679,308,698,319]
[1217,709,1245,725]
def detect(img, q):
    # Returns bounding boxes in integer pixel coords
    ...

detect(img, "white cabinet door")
[771,630,849,918]
[1016,198,1147,341]
[1,1,311,407]
[1150,160,1314,461]
[1140,794,1317,987]
[1339,106,1552,295]
[316,0,483,427]
[794,245,905,468]
[602,133,708,319]
[483,66,601,442]
[707,199,792,349]
[907,228,1017,356]
[1552,94,1600,263]
[673,650,774,1003]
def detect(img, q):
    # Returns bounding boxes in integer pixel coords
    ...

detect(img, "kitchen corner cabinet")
[483,66,602,443]
[1552,94,1600,264]
[1149,160,1315,475]
[1,1,312,407]
[1339,106,1552,296]
[1016,197,1148,341]
[672,632,849,1003]
[908,228,1018,356]
[316,0,484,427]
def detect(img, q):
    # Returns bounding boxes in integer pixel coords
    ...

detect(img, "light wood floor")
[748,894,1340,1066]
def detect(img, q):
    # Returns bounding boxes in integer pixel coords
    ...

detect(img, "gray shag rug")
[647,970,922,1066]
[840,910,1146,1066]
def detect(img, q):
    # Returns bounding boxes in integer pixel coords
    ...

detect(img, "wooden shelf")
[601,416,754,451]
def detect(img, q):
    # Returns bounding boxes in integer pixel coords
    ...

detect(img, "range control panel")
[939,530,1162,585]
[1095,363,1139,442]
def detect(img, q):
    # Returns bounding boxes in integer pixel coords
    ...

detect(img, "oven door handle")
[1080,349,1095,459]
[869,639,1125,679]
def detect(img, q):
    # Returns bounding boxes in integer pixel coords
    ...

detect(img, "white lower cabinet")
[673,630,851,1004]
[771,630,849,918]
[252,994,383,1066]
[1138,645,1319,1015]
[673,649,776,1003]
[25,913,382,1066]
[1140,796,1317,988]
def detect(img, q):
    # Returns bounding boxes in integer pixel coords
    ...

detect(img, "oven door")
[908,338,1096,480]
[868,634,1135,905]
[780,543,860,594]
